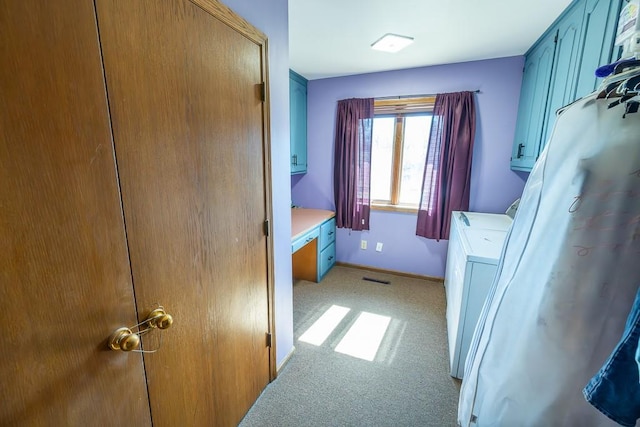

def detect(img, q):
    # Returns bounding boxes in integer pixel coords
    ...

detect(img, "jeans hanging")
[584,286,640,427]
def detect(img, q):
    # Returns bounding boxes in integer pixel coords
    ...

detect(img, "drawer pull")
[328,231,334,235]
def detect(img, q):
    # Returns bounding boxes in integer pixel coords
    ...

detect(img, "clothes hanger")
[597,58,640,99]
[593,57,640,115]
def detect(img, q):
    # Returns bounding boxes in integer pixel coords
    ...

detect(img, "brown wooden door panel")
[0,1,151,425]
[95,1,271,425]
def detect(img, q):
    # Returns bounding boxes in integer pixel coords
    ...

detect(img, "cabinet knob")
[517,143,524,158]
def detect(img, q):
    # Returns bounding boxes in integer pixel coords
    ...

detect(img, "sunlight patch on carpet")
[335,312,391,361]
[299,305,351,346]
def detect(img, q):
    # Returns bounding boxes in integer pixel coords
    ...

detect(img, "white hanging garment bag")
[458,89,640,426]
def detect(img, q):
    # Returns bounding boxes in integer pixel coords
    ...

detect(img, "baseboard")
[276,346,296,374]
[335,262,444,284]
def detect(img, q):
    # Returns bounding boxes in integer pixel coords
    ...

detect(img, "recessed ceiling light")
[371,33,414,53]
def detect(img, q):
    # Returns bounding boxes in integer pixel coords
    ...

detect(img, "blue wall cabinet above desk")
[511,0,622,172]
[289,70,307,175]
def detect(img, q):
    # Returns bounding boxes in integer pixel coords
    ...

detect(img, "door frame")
[189,0,277,380]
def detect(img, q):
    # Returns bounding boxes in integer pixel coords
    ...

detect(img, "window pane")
[399,115,432,205]
[370,117,395,202]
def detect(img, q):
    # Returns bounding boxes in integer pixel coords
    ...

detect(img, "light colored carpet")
[240,265,460,426]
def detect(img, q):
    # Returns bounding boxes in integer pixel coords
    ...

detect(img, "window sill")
[371,203,418,214]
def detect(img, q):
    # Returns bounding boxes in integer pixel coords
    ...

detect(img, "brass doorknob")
[146,308,173,330]
[108,327,140,351]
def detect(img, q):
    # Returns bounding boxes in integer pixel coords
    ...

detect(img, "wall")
[292,56,528,278]
[221,0,293,368]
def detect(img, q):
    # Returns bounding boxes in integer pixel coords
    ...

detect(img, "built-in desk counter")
[291,208,336,282]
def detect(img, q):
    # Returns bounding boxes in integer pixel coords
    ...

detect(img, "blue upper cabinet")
[575,0,623,97]
[289,70,307,175]
[511,31,556,171]
[511,0,622,172]
[540,2,584,153]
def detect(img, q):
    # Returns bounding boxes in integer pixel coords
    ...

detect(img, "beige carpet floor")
[240,265,460,426]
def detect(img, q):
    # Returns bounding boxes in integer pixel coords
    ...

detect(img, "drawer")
[319,241,336,279]
[319,218,336,250]
[292,227,319,253]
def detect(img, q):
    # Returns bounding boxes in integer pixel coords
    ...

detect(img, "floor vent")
[362,277,391,285]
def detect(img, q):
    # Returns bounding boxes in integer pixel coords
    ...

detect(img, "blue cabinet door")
[317,217,336,280]
[574,0,623,98]
[541,2,584,153]
[289,70,307,175]
[319,242,336,281]
[511,31,556,171]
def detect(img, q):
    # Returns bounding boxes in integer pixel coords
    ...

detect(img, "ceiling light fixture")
[370,33,414,53]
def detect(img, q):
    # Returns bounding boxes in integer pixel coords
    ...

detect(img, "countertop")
[291,208,335,241]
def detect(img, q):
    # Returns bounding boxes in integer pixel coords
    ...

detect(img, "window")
[370,97,434,212]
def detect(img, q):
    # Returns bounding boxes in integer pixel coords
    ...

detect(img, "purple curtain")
[416,92,476,240]
[333,98,374,230]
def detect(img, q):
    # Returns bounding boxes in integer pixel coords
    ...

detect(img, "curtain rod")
[376,90,480,101]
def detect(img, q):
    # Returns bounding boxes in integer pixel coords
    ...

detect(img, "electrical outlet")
[360,240,367,250]
[376,242,383,252]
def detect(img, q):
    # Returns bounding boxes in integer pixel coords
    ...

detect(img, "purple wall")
[292,57,528,278]
[220,0,293,368]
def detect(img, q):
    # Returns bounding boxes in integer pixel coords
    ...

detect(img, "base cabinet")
[291,210,336,282]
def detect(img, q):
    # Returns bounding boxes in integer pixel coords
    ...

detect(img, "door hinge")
[263,219,270,237]
[260,82,266,102]
[266,332,272,347]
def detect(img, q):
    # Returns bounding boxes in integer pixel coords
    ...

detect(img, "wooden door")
[94,1,274,425]
[0,1,151,425]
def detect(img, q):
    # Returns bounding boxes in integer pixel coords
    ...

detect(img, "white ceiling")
[289,0,573,80]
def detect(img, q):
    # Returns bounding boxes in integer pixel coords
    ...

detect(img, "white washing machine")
[444,211,512,379]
